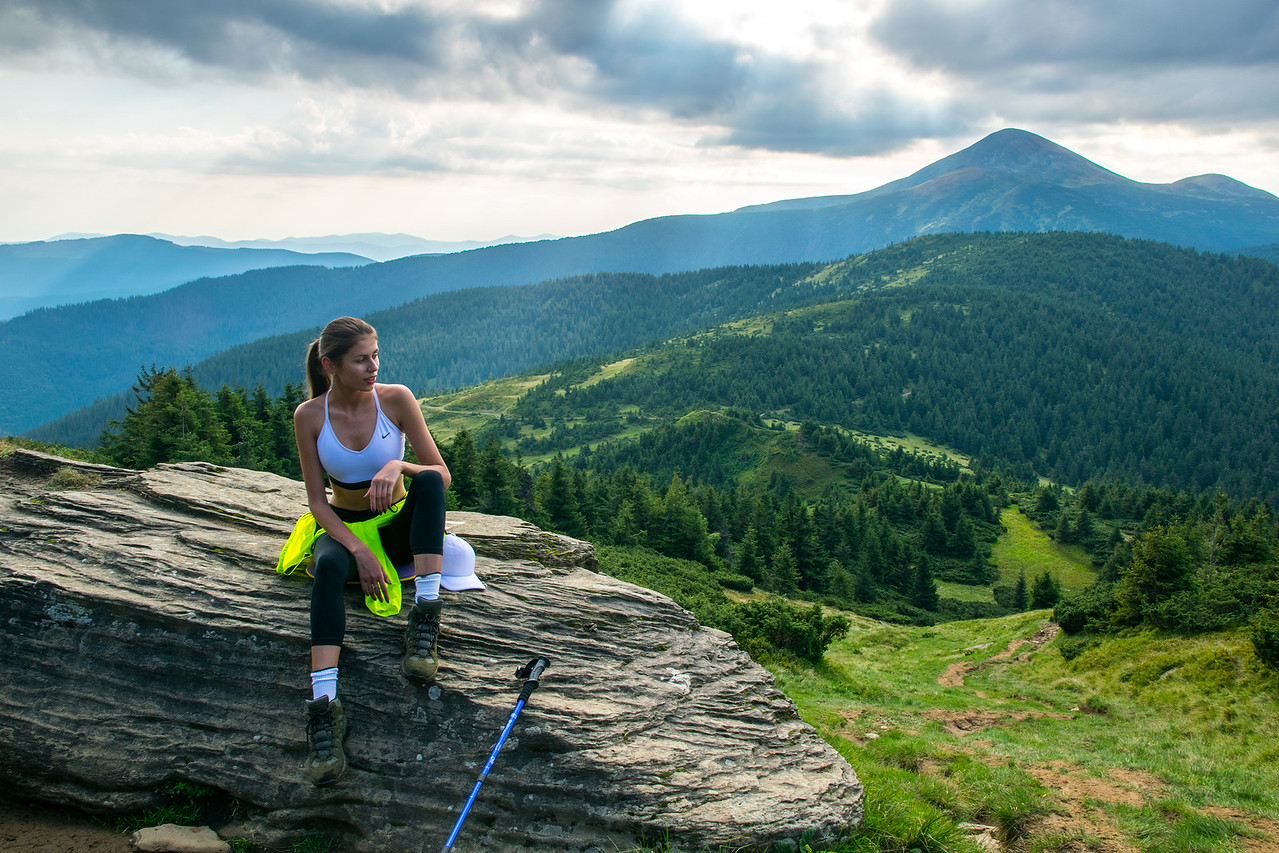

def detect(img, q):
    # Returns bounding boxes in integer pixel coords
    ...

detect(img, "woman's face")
[327,334,378,392]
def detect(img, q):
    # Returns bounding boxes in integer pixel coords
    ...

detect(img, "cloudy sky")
[1,0,1276,244]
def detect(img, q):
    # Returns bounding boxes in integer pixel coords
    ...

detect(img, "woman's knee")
[311,543,352,588]
[411,468,445,496]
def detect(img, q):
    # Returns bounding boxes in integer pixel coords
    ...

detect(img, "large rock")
[0,450,863,852]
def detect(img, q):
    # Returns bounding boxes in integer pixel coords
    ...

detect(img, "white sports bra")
[316,388,405,490]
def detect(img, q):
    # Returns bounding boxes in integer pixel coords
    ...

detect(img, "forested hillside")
[29,262,830,444]
[39,232,1279,507]
[488,233,1279,503]
[69,229,1279,640]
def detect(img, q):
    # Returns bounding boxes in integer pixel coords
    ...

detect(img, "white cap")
[440,533,484,591]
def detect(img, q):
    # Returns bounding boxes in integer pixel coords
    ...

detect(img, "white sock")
[311,667,338,702]
[415,573,441,602]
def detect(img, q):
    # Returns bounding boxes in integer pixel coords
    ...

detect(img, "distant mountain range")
[5,127,1279,437]
[0,235,371,320]
[141,232,559,262]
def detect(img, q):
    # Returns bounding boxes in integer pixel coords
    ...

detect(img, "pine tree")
[447,429,480,507]
[536,455,584,537]
[100,366,231,468]
[827,560,856,603]
[921,506,948,554]
[769,546,801,594]
[478,433,517,515]
[736,525,764,582]
[1029,571,1061,609]
[910,554,940,611]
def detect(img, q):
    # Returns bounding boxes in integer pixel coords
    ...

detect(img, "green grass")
[0,436,98,461]
[846,430,973,473]
[760,501,1279,852]
[766,609,1279,852]
[935,581,996,604]
[991,505,1095,592]
[418,372,551,441]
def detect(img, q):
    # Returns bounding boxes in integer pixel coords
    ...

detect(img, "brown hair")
[306,316,377,399]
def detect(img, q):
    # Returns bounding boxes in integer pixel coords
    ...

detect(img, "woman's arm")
[365,384,451,513]
[294,398,393,602]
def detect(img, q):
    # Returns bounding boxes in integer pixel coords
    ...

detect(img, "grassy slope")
[773,611,1279,853]
[990,505,1097,591]
[765,516,1279,853]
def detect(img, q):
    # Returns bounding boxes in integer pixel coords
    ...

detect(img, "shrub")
[726,598,850,664]
[1053,582,1117,635]
[1079,695,1111,715]
[1250,608,1279,670]
[936,598,1011,622]
[716,573,755,593]
[1056,634,1099,662]
[992,583,1019,610]
[597,546,849,664]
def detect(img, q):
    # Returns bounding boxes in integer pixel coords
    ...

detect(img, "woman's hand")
[365,460,405,513]
[354,543,390,602]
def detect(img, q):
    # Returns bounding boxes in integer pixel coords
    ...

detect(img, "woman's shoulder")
[377,383,425,424]
[376,383,416,406]
[293,393,324,426]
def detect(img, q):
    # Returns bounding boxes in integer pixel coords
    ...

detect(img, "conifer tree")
[828,559,856,603]
[536,455,584,537]
[769,545,801,594]
[447,428,480,507]
[1029,571,1061,609]
[478,433,517,515]
[910,554,940,611]
[736,525,764,583]
[1014,568,1028,611]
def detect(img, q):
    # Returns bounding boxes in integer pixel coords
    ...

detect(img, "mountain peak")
[1170,174,1278,201]
[898,128,1127,190]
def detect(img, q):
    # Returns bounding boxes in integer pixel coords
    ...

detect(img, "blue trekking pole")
[441,656,551,853]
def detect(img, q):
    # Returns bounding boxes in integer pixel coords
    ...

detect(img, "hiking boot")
[402,598,443,683]
[305,696,347,786]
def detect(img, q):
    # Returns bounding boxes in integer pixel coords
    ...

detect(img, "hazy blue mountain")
[1236,242,1279,265]
[0,234,371,319]
[148,232,559,262]
[7,128,1279,436]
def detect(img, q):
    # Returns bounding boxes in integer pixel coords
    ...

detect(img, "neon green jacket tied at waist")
[276,500,406,617]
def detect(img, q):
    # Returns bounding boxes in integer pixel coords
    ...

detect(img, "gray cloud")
[872,0,1279,70]
[13,0,1265,165]
[0,0,947,158]
[870,0,1279,123]
[0,0,453,87]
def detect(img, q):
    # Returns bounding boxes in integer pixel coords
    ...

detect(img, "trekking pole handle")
[515,656,550,702]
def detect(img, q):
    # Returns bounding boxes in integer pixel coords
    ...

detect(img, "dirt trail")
[938,622,1061,688]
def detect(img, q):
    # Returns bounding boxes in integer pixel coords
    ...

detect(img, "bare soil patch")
[923,707,1074,737]
[0,799,131,853]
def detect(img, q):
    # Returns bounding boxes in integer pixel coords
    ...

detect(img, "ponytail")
[305,339,329,399]
[305,316,377,399]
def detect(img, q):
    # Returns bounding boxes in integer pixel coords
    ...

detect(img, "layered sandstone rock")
[0,450,863,852]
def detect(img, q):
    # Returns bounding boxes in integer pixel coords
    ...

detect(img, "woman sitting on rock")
[277,315,451,786]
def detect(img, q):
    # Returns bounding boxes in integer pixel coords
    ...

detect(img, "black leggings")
[310,469,446,647]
